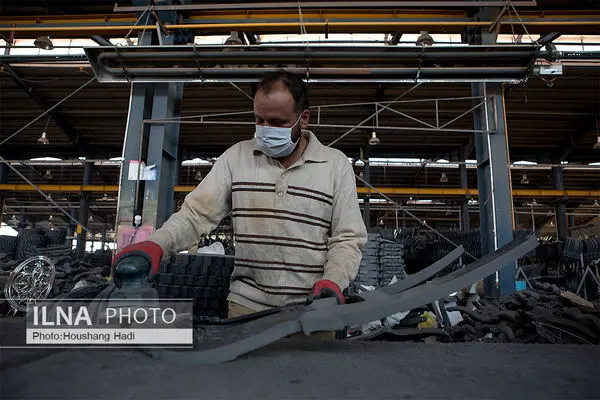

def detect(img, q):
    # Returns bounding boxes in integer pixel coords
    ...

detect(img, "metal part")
[4,256,55,312]
[146,233,537,364]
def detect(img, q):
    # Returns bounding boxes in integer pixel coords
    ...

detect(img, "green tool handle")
[114,255,151,289]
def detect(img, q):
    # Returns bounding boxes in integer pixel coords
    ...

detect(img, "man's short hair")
[255,70,309,114]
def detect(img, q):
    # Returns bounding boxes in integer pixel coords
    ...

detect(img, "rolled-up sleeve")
[322,159,367,289]
[148,154,232,254]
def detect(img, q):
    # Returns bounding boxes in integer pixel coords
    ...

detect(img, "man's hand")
[112,241,163,286]
[309,279,346,304]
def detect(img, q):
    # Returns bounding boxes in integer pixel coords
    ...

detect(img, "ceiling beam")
[244,32,259,44]
[3,64,96,157]
[410,162,428,187]
[90,35,114,46]
[461,135,475,160]
[537,32,561,46]
[388,32,403,45]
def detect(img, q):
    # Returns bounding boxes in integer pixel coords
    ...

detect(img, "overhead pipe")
[4,18,600,36]
[96,49,536,63]
[114,1,538,12]
[97,66,528,77]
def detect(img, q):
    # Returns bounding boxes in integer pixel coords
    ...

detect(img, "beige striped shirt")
[149,130,367,311]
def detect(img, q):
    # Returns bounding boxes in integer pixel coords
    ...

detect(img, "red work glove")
[310,280,346,305]
[112,241,163,283]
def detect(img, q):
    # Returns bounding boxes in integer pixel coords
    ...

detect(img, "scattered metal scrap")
[446,283,600,344]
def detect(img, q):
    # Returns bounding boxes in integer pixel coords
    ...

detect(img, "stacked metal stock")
[351,233,407,293]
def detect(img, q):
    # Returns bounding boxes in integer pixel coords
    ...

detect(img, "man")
[114,70,367,318]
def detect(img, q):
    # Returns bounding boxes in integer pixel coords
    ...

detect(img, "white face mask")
[254,115,302,158]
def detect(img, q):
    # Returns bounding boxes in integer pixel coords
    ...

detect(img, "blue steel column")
[363,145,371,229]
[0,163,8,222]
[142,82,183,230]
[551,161,568,239]
[114,0,191,251]
[115,83,155,251]
[141,4,187,232]
[569,214,576,236]
[470,6,516,296]
[76,162,93,259]
[459,154,470,231]
[472,83,515,296]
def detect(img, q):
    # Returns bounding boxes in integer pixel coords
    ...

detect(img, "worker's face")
[254,83,310,143]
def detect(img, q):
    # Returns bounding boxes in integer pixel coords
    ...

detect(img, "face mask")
[254,115,302,158]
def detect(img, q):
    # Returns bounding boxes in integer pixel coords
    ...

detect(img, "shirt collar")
[252,130,328,163]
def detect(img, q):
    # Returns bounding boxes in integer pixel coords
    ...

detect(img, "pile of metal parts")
[447,283,600,345]
[351,233,406,292]
[0,228,67,263]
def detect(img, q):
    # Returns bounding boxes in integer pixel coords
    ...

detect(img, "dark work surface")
[1,341,599,400]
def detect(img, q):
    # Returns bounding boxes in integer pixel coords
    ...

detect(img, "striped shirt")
[148,130,367,311]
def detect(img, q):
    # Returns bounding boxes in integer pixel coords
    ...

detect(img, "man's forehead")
[254,86,295,115]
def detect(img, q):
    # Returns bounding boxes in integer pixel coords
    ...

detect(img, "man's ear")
[299,110,310,129]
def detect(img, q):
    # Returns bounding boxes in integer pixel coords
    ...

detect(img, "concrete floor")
[2,341,599,399]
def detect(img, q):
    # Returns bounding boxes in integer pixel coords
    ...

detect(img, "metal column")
[101,223,107,251]
[569,214,576,236]
[76,162,92,259]
[471,84,515,296]
[114,1,192,252]
[142,82,183,230]
[0,163,8,222]
[363,145,371,229]
[469,6,515,296]
[552,164,568,239]
[459,155,470,231]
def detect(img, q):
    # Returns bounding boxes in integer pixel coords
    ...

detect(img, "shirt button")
[281,173,286,179]
[277,191,284,197]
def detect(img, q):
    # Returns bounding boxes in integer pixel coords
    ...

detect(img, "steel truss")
[146,95,495,137]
